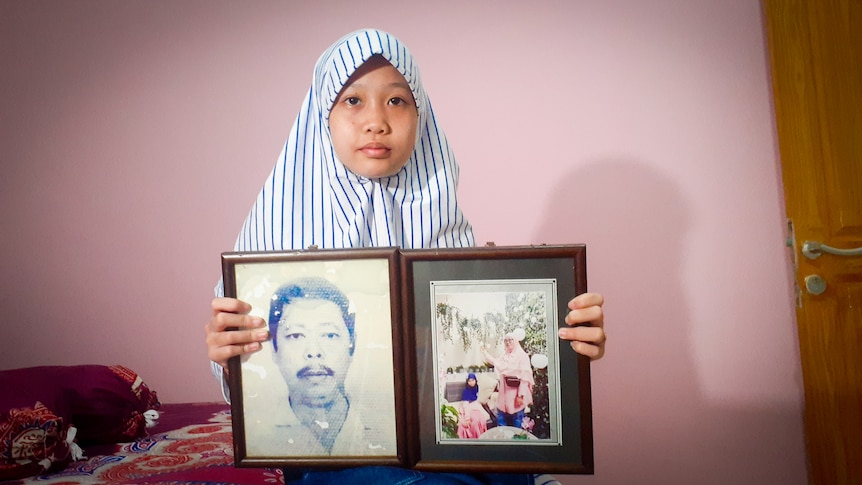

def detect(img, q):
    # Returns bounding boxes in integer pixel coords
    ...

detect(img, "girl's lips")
[360,143,390,158]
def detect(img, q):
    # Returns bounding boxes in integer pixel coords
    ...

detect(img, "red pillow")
[0,401,73,480]
[0,365,161,480]
[66,365,161,445]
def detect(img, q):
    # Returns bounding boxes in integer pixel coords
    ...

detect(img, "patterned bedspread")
[5,403,563,485]
[9,403,284,485]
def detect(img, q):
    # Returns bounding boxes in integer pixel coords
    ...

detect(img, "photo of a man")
[234,259,397,458]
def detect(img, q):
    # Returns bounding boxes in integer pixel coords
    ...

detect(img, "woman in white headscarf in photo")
[481,330,535,429]
[205,28,607,485]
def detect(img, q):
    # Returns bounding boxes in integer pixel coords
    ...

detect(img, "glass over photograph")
[430,279,562,446]
[233,258,397,458]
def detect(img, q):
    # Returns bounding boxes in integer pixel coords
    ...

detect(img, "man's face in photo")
[273,298,353,407]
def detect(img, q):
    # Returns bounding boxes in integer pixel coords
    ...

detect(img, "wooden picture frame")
[401,245,592,474]
[221,244,592,474]
[222,248,406,469]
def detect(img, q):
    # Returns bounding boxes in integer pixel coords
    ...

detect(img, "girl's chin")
[352,166,405,179]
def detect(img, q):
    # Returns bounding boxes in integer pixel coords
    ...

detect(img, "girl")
[206,28,606,485]
[458,373,489,439]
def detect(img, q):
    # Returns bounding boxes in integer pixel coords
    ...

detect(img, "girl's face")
[467,378,477,387]
[329,56,418,178]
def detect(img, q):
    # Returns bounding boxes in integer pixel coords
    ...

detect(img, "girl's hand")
[559,292,606,360]
[205,297,269,370]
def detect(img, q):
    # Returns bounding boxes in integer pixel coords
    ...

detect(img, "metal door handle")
[802,240,862,259]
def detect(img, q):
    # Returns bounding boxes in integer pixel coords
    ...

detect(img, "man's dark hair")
[268,277,356,353]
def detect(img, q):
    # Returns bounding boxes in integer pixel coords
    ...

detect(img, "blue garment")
[496,409,526,429]
[462,372,480,402]
[284,466,534,485]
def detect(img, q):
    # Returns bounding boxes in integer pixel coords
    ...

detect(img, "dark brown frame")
[401,245,593,474]
[221,244,592,474]
[222,247,406,470]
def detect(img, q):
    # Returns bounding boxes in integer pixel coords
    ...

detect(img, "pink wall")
[0,1,807,483]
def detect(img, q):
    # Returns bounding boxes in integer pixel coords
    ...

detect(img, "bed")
[9,402,284,485]
[1,365,284,485]
[1,366,561,485]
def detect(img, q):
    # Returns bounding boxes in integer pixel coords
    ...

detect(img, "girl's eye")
[388,97,407,106]
[344,96,360,106]
[283,332,304,340]
[323,332,341,339]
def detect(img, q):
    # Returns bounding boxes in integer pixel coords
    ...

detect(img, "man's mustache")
[297,365,334,378]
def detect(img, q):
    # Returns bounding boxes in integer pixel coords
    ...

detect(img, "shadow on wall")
[535,161,805,484]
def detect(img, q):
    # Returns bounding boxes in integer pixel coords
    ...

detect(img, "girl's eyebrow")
[347,80,411,91]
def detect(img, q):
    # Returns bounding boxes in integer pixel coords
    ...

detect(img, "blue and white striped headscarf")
[233,28,474,252]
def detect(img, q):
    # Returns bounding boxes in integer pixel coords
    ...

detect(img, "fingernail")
[247,342,261,351]
[254,330,269,340]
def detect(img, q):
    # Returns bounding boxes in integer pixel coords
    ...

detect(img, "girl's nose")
[364,105,390,134]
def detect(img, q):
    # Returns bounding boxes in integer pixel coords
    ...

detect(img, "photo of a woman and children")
[431,279,561,446]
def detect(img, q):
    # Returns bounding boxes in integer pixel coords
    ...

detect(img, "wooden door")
[764,1,862,483]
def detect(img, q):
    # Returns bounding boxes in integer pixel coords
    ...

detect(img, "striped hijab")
[233,28,474,252]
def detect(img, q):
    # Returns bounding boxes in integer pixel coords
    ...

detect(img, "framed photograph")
[221,248,406,469]
[401,245,592,474]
